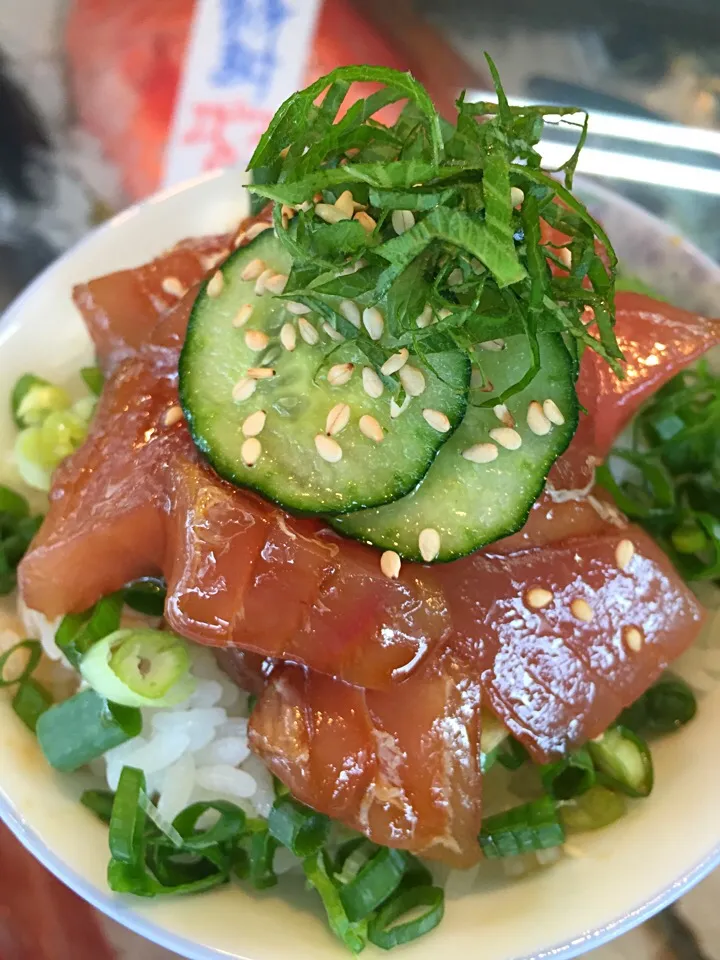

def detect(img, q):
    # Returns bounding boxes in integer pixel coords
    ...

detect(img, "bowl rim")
[1,167,719,960]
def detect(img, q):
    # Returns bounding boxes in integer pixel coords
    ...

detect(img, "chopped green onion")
[619,677,697,736]
[495,737,528,771]
[14,407,88,491]
[11,374,69,428]
[340,847,408,921]
[12,678,52,731]
[36,688,141,772]
[0,486,42,595]
[268,794,330,858]
[0,639,41,687]
[110,766,146,864]
[56,592,124,669]
[479,796,565,859]
[0,484,30,520]
[171,801,246,851]
[81,788,116,824]
[81,366,105,396]
[367,884,444,950]
[334,837,374,884]
[245,823,279,889]
[303,849,367,954]
[588,726,654,798]
[540,746,596,800]
[123,578,167,617]
[560,785,627,833]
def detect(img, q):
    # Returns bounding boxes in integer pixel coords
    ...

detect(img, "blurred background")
[0,0,719,957]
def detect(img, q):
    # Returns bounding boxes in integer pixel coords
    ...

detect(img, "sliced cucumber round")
[180,231,470,514]
[332,333,578,561]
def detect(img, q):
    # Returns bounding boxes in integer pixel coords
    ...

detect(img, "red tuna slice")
[438,525,704,762]
[249,636,482,867]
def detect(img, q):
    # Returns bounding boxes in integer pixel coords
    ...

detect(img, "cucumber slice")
[180,232,470,514]
[332,334,578,561]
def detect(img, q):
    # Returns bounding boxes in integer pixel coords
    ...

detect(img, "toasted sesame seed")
[623,626,644,652]
[245,222,272,241]
[316,202,350,224]
[241,258,266,281]
[616,539,635,571]
[571,598,594,622]
[359,414,384,442]
[327,362,354,386]
[264,273,289,295]
[322,321,345,342]
[437,308,453,320]
[448,267,463,286]
[470,258,485,275]
[286,301,311,315]
[281,203,295,223]
[418,528,441,562]
[362,306,385,341]
[354,211,376,233]
[510,186,525,207]
[254,268,275,295]
[339,259,366,277]
[493,403,514,427]
[245,329,269,351]
[480,339,505,352]
[527,400,552,436]
[247,367,275,379]
[313,193,323,203]
[415,304,434,328]
[241,437,262,466]
[339,299,361,328]
[201,252,227,272]
[326,403,350,436]
[423,408,451,433]
[207,270,224,298]
[162,276,187,298]
[297,200,313,212]
[362,367,384,399]
[381,349,409,376]
[233,303,254,328]
[233,230,247,249]
[280,323,297,352]
[391,395,411,419]
[164,404,183,427]
[315,434,343,463]
[558,247,572,269]
[399,365,426,397]
[242,410,266,437]
[298,318,320,345]
[391,209,415,235]
[543,399,565,425]
[490,427,522,450]
[380,550,402,579]
[335,190,355,218]
[526,587,553,609]
[232,377,257,402]
[462,442,498,464]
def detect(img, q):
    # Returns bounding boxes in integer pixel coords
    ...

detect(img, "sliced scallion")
[479,796,565,859]
[55,592,124,669]
[0,639,41,687]
[81,366,105,396]
[123,577,167,617]
[110,766,146,864]
[560,785,627,833]
[303,849,367,954]
[81,788,116,824]
[619,676,697,736]
[268,794,330,858]
[171,801,247,851]
[12,678,52,731]
[588,726,654,798]
[540,746,596,800]
[367,884,444,950]
[340,847,408,922]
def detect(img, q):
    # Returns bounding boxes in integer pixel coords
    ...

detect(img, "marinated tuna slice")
[249,636,482,867]
[438,525,704,761]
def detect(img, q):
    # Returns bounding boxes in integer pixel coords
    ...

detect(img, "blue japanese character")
[213,0,289,99]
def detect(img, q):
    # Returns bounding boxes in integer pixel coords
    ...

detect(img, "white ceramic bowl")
[1,170,719,960]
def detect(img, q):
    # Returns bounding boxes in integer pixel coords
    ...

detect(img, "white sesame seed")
[280,323,297,352]
[207,270,224,298]
[264,273,289,295]
[164,404,183,427]
[315,434,343,463]
[339,300,361,328]
[254,268,275,295]
[286,301,311,315]
[162,276,187,298]
[362,367,384,399]
[448,267,463,286]
[233,303,254,328]
[490,427,522,450]
[298,200,313,212]
[415,304,434,328]
[339,259,366,277]
[527,400,552,436]
[510,186,525,207]
[322,321,345,342]
[493,403,514,427]
[241,437,262,466]
[543,399,565,425]
[422,408,451,433]
[571,598,594,622]
[462,442,498,464]
[480,339,505,352]
[335,190,355,218]
[380,550,402,579]
[359,415,384,442]
[280,204,296,226]
[362,306,385,341]
[326,403,350,436]
[526,587,553,609]
[247,367,275,380]
[624,626,644,652]
[558,247,572,269]
[316,202,350,224]
[354,211,376,233]
[327,363,354,386]
[298,318,320,345]
[242,410,266,437]
[616,539,635,571]
[437,308,453,320]
[391,209,415,235]
[233,230,246,249]
[418,528,441,562]
[399,365,426,397]
[470,258,485,275]
[245,329,270,352]
[201,252,227,273]
[232,378,257,402]
[241,258,266,281]
[381,349,409,376]
[391,395,411,419]
[245,222,272,241]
